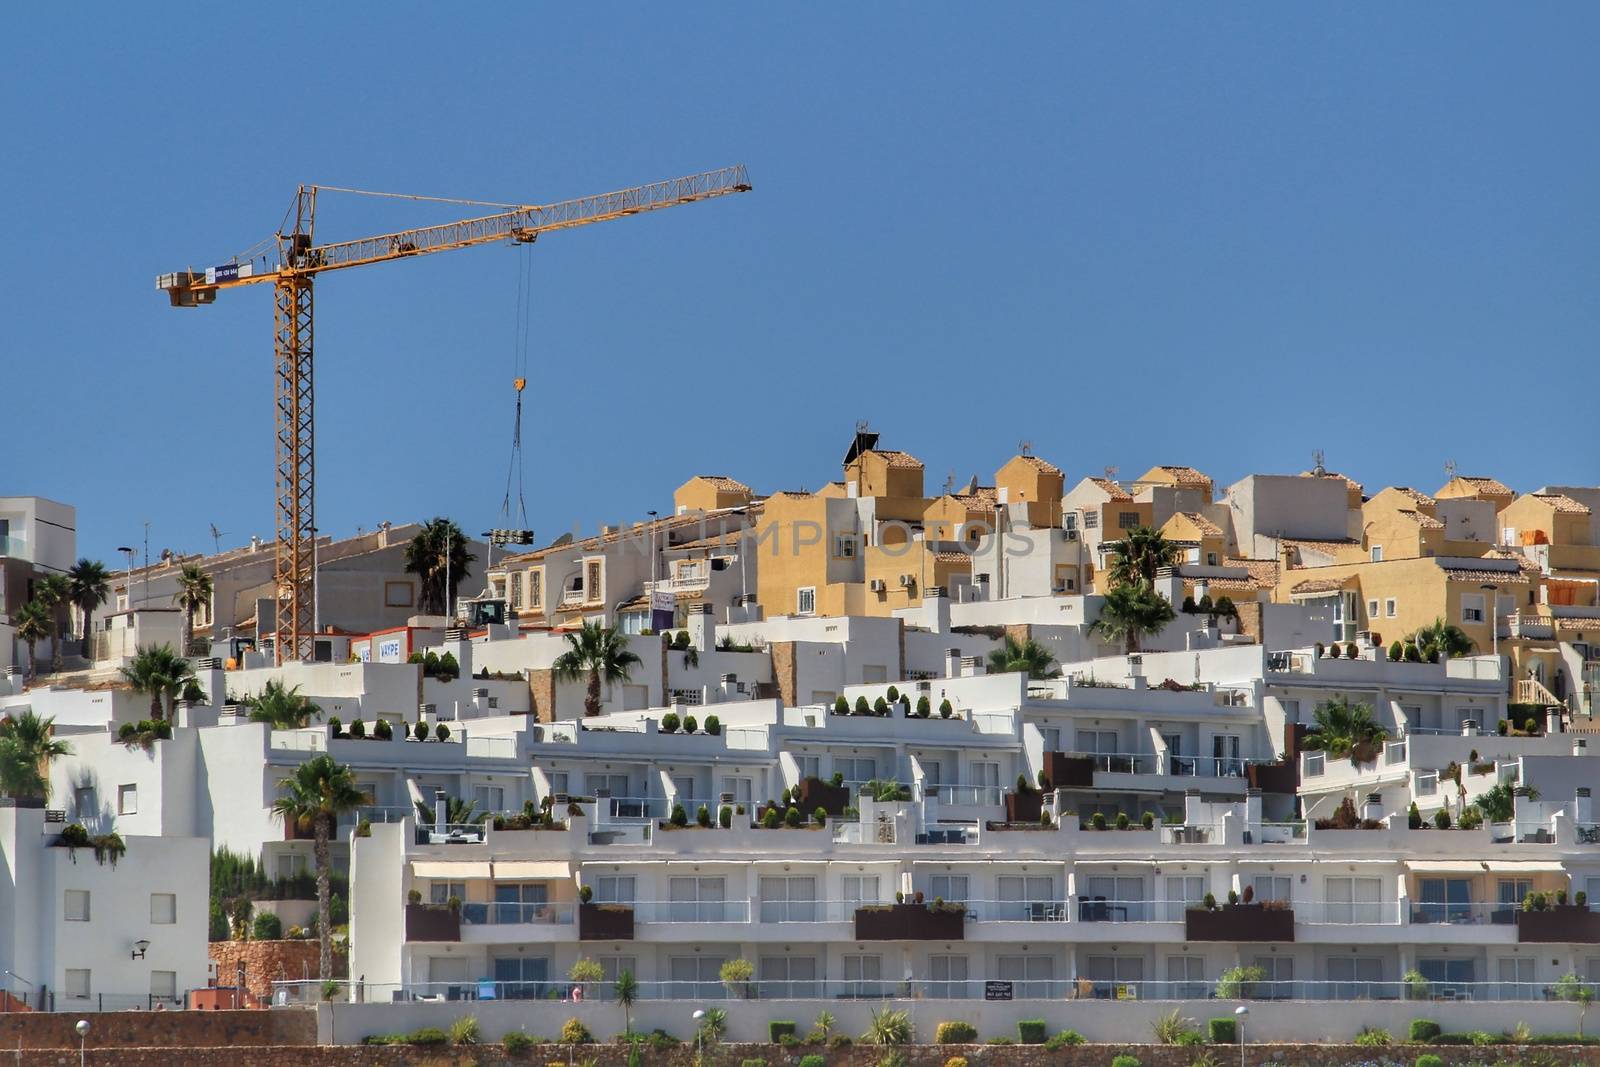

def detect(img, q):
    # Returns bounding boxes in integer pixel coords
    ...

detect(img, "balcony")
[459,901,575,928]
[644,571,710,594]
[632,900,752,924]
[404,903,460,942]
[1516,906,1600,944]
[578,902,635,941]
[853,903,966,941]
[1185,904,1295,942]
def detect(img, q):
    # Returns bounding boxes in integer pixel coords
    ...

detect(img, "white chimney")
[687,604,715,652]
[945,648,961,678]
[1363,792,1384,824]
[1576,787,1592,825]
[433,789,448,830]
[1183,789,1203,826]
[1461,719,1477,737]
[1126,654,1146,690]
[1575,738,1589,757]
[719,673,738,701]
[1548,708,1564,734]
[923,586,951,635]
[1245,788,1263,830]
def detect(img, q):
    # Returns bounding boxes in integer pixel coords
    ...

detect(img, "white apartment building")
[1,495,76,672]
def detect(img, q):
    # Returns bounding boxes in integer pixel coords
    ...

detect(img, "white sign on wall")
[378,639,403,663]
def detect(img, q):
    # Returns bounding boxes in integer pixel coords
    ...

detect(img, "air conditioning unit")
[899,574,915,588]
[869,578,886,592]
[1065,529,1079,541]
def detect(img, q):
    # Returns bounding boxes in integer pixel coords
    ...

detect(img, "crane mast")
[159,166,751,662]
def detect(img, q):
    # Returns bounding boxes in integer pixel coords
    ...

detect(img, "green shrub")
[939,698,953,717]
[434,722,450,741]
[1408,1020,1442,1043]
[251,912,282,940]
[1354,1027,1392,1047]
[1091,812,1107,830]
[348,718,366,739]
[704,715,721,735]
[718,805,732,828]
[1175,1032,1205,1047]
[1416,1055,1443,1067]
[373,718,392,740]
[985,1037,1014,1045]
[669,803,688,827]
[761,806,780,829]
[874,696,889,715]
[834,696,850,715]
[683,715,698,734]
[1112,1056,1142,1067]
[448,1015,480,1045]
[660,712,680,733]
[741,1059,766,1067]
[1142,811,1155,829]
[798,1057,826,1067]
[917,695,931,716]
[413,720,428,741]
[502,1030,535,1053]
[1045,1030,1085,1049]
[784,806,802,828]
[1433,808,1451,830]
[934,1021,977,1044]
[769,1021,798,1043]
[560,1018,592,1044]
[855,696,871,715]
[944,1058,969,1067]
[696,804,711,827]
[406,1028,448,1046]
[1208,1018,1237,1044]
[1017,1020,1047,1044]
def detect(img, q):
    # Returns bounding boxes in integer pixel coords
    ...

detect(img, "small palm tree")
[553,621,642,716]
[272,755,370,980]
[404,518,477,617]
[0,710,71,799]
[986,634,1059,679]
[863,1006,913,1045]
[1106,526,1181,588]
[35,575,73,674]
[1089,580,1176,653]
[1303,696,1389,761]
[244,680,321,729]
[1411,617,1475,660]
[614,969,638,1036]
[67,559,111,658]
[120,644,196,720]
[172,563,214,657]
[13,602,51,682]
[413,795,488,827]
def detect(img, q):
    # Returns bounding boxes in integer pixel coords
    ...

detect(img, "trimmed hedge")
[768,1021,797,1043]
[1408,1020,1442,1043]
[1017,1020,1047,1044]
[934,1021,978,1044]
[1208,1017,1237,1044]
[1045,1031,1086,1049]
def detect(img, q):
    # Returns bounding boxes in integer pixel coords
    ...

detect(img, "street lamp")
[1234,1005,1248,1067]
[692,1008,705,1060]
[131,938,150,960]
[74,1019,88,1067]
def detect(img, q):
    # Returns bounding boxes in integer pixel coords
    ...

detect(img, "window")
[585,773,629,800]
[1039,726,1061,752]
[1083,511,1099,529]
[930,953,969,998]
[1252,954,1293,999]
[594,876,635,904]
[833,536,857,559]
[585,560,602,602]
[1371,546,1383,562]
[1385,598,1397,618]
[1063,513,1078,532]
[598,956,637,988]
[1250,876,1291,905]
[835,756,875,784]
[1082,876,1146,920]
[1419,957,1475,992]
[759,876,817,923]
[528,570,542,609]
[842,875,881,905]
[794,755,820,781]
[64,890,90,921]
[1206,551,1218,566]
[1327,957,1381,998]
[492,882,549,923]
[1168,955,1207,999]
[150,893,177,925]
[150,971,177,999]
[928,875,969,904]
[64,970,90,999]
[1324,877,1380,923]
[720,776,752,804]
[796,587,816,615]
[1368,599,1379,618]
[545,771,569,797]
[996,875,1054,920]
[1117,512,1139,530]
[667,876,728,922]
[1164,876,1207,920]
[1496,879,1532,916]
[1414,770,1438,797]
[1460,594,1486,624]
[117,784,138,815]
[1417,878,1474,923]
[73,786,96,822]
[668,955,724,1000]
[1304,751,1326,777]
[472,785,505,813]
[1497,956,1534,998]
[493,956,550,1000]
[758,954,818,998]
[507,573,522,609]
[998,954,1056,998]
[842,953,885,996]
[429,881,466,905]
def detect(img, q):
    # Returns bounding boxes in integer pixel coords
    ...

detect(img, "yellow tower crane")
[159,165,752,662]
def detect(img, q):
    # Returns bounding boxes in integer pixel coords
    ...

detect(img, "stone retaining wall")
[0,1009,316,1049]
[208,939,346,1001]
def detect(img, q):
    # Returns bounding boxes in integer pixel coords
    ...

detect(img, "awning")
[1405,861,1489,874]
[492,861,571,880]
[411,860,492,879]
[1233,857,1396,865]
[1406,859,1567,874]
[1480,860,1568,874]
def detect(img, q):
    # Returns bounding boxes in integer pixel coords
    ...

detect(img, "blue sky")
[6,5,1598,565]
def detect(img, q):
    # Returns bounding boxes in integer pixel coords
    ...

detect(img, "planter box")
[578,903,635,941]
[1003,790,1042,823]
[1516,906,1600,944]
[1247,760,1297,794]
[1043,752,1095,789]
[1185,904,1295,943]
[853,903,965,941]
[404,903,460,942]
[795,777,851,816]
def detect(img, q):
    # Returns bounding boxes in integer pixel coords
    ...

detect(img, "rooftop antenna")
[943,470,956,495]
[1443,459,1458,480]
[1311,449,1326,477]
[1019,439,1033,457]
[1103,465,1119,484]
[209,523,225,554]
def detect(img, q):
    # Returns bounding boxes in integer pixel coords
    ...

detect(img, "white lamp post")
[75,1019,89,1067]
[692,1008,706,1059]
[1234,1004,1249,1067]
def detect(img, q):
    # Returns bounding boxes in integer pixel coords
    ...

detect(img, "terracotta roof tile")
[1177,512,1224,538]
[1459,476,1514,497]
[1439,563,1531,585]
[1153,465,1213,487]
[954,486,1000,508]
[1398,509,1445,530]
[694,475,751,493]
[1012,454,1063,475]
[1390,487,1437,508]
[932,550,975,565]
[1291,577,1355,594]
[1301,470,1363,491]
[1531,493,1591,515]
[1226,558,1281,587]
[1087,477,1133,502]
[866,449,923,469]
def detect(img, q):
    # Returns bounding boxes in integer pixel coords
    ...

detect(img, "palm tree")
[986,634,1059,680]
[413,795,489,827]
[13,602,51,682]
[271,755,370,980]
[553,621,642,716]
[1089,580,1177,654]
[404,518,477,617]
[0,710,71,799]
[1105,526,1181,588]
[120,644,197,720]
[614,969,638,1036]
[1303,696,1389,761]
[35,575,73,674]
[1410,617,1474,660]
[172,563,214,658]
[243,679,321,729]
[67,559,111,658]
